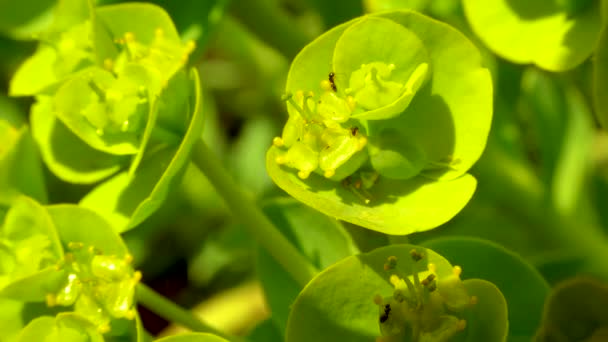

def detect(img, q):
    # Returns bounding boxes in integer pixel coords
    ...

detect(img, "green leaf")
[80,68,204,232]
[17,313,104,342]
[0,298,29,342]
[0,121,48,205]
[46,205,128,257]
[421,237,550,340]
[333,17,430,120]
[376,10,492,180]
[269,10,490,233]
[30,96,127,184]
[154,333,229,342]
[535,278,608,341]
[16,316,56,342]
[593,24,608,130]
[463,0,601,71]
[0,197,64,298]
[268,145,476,235]
[52,67,145,156]
[9,0,95,96]
[457,279,508,342]
[0,0,55,39]
[96,2,191,88]
[367,129,427,180]
[286,244,506,342]
[256,198,359,335]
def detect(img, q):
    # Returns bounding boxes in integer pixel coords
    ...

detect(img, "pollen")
[124,32,135,43]
[321,79,332,91]
[453,265,462,277]
[389,274,401,287]
[46,293,57,307]
[275,155,286,164]
[347,96,356,110]
[273,137,284,147]
[103,58,113,70]
[185,40,196,53]
[298,170,311,179]
[357,136,368,150]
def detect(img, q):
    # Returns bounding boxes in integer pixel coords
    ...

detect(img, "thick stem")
[135,283,240,341]
[191,138,317,287]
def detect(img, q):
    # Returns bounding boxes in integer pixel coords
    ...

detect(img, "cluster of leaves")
[1,0,608,341]
[8,0,204,233]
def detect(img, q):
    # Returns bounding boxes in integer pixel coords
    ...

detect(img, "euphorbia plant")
[9,0,204,233]
[267,10,492,234]
[2,0,608,341]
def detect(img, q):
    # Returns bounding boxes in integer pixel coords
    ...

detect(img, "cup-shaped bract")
[0,198,142,337]
[285,244,507,342]
[0,197,64,298]
[9,1,197,184]
[267,10,492,234]
[463,0,601,71]
[9,1,205,233]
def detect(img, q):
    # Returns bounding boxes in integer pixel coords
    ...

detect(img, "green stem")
[191,138,317,287]
[475,143,608,279]
[229,0,310,59]
[135,283,241,341]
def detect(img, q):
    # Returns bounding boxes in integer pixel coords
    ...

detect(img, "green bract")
[463,0,601,71]
[0,197,142,338]
[267,10,492,234]
[9,1,204,233]
[286,244,507,342]
[0,120,47,206]
[535,278,608,341]
[422,237,550,340]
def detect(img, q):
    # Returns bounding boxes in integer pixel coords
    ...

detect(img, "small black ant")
[350,126,358,136]
[379,303,391,323]
[328,72,337,92]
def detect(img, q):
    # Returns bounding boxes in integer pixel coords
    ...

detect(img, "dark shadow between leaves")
[504,0,559,19]
[47,115,127,175]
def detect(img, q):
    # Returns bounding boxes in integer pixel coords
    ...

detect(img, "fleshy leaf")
[368,129,427,179]
[256,198,358,335]
[0,197,63,299]
[17,313,104,342]
[422,237,550,340]
[0,121,47,205]
[46,204,128,257]
[52,66,147,155]
[333,17,430,120]
[458,279,508,342]
[535,278,608,341]
[463,0,601,71]
[30,96,127,184]
[268,145,476,235]
[376,10,492,180]
[79,68,204,233]
[285,244,506,342]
